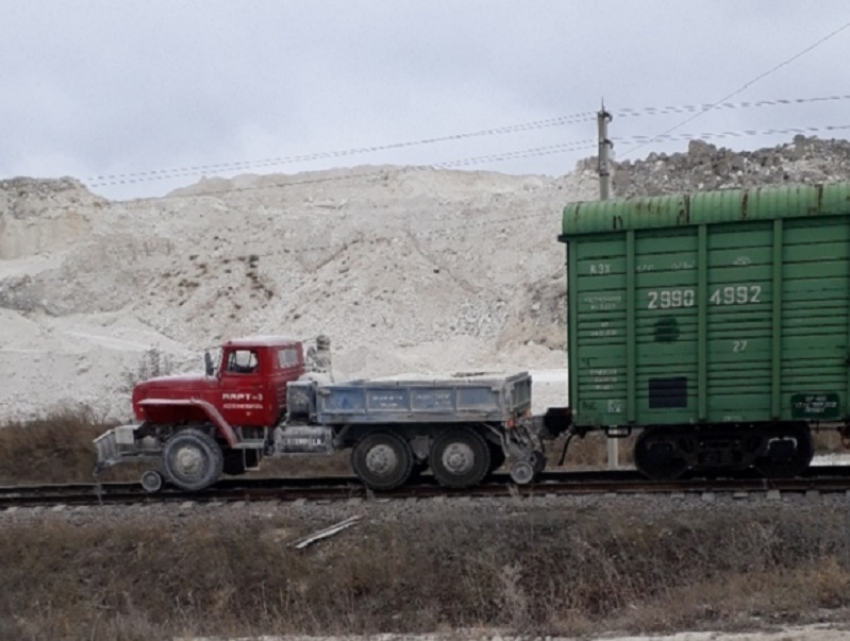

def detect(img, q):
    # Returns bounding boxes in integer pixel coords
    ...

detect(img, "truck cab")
[132,337,305,429]
[95,336,309,492]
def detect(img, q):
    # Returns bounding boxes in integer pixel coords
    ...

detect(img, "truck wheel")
[162,428,224,491]
[351,432,414,491]
[430,428,491,488]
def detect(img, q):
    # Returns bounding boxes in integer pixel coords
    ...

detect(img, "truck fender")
[138,398,239,447]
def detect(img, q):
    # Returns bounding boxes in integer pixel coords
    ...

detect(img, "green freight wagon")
[559,182,850,479]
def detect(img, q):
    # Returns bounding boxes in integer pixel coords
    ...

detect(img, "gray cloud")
[1,0,849,199]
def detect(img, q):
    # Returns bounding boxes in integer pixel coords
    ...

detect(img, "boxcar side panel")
[780,218,850,421]
[569,215,850,428]
[634,229,699,424]
[565,182,850,432]
[705,223,773,423]
[572,236,627,426]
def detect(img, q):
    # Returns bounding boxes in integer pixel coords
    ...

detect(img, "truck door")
[220,347,267,426]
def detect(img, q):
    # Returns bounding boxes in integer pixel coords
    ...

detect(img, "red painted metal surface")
[132,337,305,439]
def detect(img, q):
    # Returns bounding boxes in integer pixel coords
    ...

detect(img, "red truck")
[94,335,551,492]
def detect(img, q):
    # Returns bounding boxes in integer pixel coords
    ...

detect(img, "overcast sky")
[2,1,850,200]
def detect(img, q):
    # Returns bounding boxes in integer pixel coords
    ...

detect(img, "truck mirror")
[204,351,214,377]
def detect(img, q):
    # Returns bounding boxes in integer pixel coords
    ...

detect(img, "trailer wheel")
[430,428,491,488]
[162,428,224,491]
[351,432,414,491]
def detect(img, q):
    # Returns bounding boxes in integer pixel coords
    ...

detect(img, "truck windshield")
[277,347,299,368]
[227,349,259,374]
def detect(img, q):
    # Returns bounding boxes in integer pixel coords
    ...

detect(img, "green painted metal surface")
[561,183,850,236]
[560,182,850,428]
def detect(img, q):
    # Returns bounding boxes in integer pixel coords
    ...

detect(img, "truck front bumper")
[93,424,160,474]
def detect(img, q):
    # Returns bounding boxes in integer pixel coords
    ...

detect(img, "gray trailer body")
[286,371,532,426]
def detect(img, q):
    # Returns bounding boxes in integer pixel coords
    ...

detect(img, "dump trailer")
[559,181,850,480]
[94,336,543,492]
[276,372,539,489]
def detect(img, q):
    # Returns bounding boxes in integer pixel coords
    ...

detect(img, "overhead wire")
[619,19,850,159]
[614,94,850,118]
[12,119,837,227]
[6,117,850,273]
[85,111,596,187]
[613,124,850,146]
[83,92,850,189]
[137,121,850,261]
[96,123,845,204]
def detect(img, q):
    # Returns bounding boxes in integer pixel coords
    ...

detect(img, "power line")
[88,140,598,189]
[614,94,850,118]
[613,124,850,147]
[85,111,596,187]
[23,122,850,219]
[82,91,850,189]
[620,19,850,159]
[96,123,847,198]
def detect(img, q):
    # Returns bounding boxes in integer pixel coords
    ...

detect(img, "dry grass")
[0,409,117,484]
[1,505,850,639]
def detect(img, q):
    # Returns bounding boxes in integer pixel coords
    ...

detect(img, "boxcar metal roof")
[560,182,850,237]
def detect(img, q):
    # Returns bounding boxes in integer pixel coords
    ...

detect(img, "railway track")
[2,466,850,510]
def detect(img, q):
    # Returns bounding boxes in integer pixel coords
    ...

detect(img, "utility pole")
[597,101,613,201]
[597,100,618,469]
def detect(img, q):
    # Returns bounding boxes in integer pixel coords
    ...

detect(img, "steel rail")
[1,467,849,509]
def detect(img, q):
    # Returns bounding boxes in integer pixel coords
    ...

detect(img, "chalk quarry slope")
[0,166,595,420]
[2,135,850,422]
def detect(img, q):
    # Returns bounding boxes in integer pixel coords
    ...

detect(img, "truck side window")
[277,347,299,368]
[227,349,258,374]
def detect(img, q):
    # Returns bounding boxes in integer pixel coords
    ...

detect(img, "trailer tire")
[430,428,491,488]
[162,428,224,491]
[351,431,414,491]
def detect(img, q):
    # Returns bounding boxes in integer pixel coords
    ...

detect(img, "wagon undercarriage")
[632,422,815,480]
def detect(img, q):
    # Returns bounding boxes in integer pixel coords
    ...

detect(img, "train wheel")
[755,425,813,478]
[351,432,414,491]
[634,428,687,480]
[162,429,224,491]
[430,428,491,488]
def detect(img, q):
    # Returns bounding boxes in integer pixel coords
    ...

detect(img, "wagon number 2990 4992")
[647,285,762,309]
